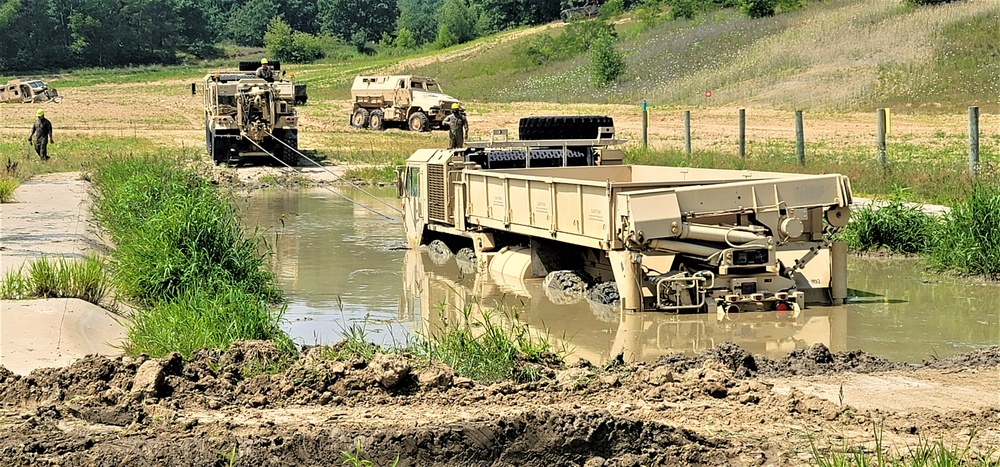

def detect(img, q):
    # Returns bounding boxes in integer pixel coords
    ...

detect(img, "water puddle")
[241,188,1000,364]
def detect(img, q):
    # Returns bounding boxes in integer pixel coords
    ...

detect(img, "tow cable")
[240,132,402,222]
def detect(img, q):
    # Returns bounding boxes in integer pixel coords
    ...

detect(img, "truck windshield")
[28,81,44,89]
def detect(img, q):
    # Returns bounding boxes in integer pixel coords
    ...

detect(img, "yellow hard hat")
[261,58,268,64]
[36,108,44,116]
[451,103,460,109]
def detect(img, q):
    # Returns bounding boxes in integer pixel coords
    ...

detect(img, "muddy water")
[242,188,1000,364]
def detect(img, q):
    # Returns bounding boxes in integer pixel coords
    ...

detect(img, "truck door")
[401,165,425,246]
[395,78,410,109]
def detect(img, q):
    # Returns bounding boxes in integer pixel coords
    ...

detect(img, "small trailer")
[399,119,852,315]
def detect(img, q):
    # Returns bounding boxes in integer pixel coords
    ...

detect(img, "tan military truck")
[350,75,461,132]
[1,79,62,104]
[202,60,299,166]
[399,116,852,316]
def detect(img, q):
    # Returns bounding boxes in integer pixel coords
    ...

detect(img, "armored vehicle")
[399,116,852,316]
[1,79,62,104]
[350,75,461,132]
[203,60,299,165]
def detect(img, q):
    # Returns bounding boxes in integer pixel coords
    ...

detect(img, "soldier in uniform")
[255,58,274,82]
[28,108,54,161]
[442,103,469,149]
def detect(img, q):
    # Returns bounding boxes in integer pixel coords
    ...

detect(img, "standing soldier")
[28,108,54,161]
[442,103,469,149]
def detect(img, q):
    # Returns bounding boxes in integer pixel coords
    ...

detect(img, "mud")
[2,341,998,466]
[542,270,593,305]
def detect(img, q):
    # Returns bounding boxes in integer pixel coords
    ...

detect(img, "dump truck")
[203,60,299,165]
[350,75,461,131]
[398,116,852,316]
[1,79,62,104]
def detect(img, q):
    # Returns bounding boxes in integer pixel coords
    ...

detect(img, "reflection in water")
[243,188,1000,364]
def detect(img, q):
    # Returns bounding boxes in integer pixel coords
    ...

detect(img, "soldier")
[442,103,469,149]
[255,58,274,82]
[28,108,54,161]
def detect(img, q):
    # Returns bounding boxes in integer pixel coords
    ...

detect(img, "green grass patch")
[811,424,998,467]
[342,162,401,185]
[89,153,290,358]
[835,189,937,254]
[0,175,18,203]
[411,303,565,383]
[927,181,1000,279]
[0,134,161,180]
[0,254,110,304]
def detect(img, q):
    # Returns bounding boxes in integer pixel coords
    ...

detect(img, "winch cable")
[241,134,401,222]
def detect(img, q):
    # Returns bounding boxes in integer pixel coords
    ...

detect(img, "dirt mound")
[921,346,1000,369]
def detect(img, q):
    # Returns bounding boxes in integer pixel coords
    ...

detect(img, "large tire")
[369,109,385,131]
[276,130,299,166]
[211,134,231,166]
[351,108,369,128]
[518,116,614,140]
[204,115,212,154]
[408,111,430,132]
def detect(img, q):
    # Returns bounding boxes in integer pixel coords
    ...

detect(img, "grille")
[427,163,447,223]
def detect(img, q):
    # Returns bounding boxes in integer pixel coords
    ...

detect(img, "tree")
[589,27,625,86]
[228,0,279,46]
[396,0,441,45]
[264,17,295,61]
[317,0,397,47]
[435,0,476,47]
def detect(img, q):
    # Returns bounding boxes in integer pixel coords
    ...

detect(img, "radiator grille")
[427,163,447,223]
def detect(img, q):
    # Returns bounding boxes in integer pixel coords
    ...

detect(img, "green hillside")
[393,0,1000,113]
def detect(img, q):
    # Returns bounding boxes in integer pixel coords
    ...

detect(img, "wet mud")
[2,341,999,466]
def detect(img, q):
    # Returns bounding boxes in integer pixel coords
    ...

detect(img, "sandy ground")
[0,172,125,376]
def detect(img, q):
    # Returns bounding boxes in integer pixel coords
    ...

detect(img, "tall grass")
[411,303,564,383]
[835,190,937,254]
[89,154,290,358]
[811,424,998,467]
[927,182,1000,279]
[0,254,110,304]
[0,175,17,203]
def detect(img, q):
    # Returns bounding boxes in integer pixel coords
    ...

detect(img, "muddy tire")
[426,239,453,265]
[455,247,477,275]
[351,108,369,128]
[408,112,430,132]
[586,281,621,323]
[274,130,299,166]
[369,110,385,131]
[543,270,593,305]
[518,116,614,140]
[211,134,231,166]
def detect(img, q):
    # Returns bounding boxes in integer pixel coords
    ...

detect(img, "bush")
[739,0,776,18]
[835,191,936,254]
[927,182,1000,279]
[903,0,961,5]
[589,29,627,85]
[668,0,698,20]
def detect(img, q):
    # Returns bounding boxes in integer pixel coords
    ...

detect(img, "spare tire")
[518,116,614,140]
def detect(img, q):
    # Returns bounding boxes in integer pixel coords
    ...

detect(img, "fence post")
[795,110,805,166]
[738,108,746,159]
[969,106,980,177]
[684,110,691,155]
[876,108,887,170]
[641,100,648,149]
[191,83,196,95]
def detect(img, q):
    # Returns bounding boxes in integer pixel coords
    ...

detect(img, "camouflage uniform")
[443,111,468,149]
[256,65,274,82]
[28,116,53,160]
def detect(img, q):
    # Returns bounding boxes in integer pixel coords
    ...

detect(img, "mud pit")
[1,341,999,466]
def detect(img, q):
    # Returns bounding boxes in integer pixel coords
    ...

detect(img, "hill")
[392,0,1000,113]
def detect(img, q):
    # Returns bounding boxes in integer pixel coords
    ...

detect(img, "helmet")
[261,58,268,64]
[36,109,44,116]
[451,103,460,110]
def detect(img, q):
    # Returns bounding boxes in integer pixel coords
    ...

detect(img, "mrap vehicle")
[202,61,299,166]
[398,116,852,316]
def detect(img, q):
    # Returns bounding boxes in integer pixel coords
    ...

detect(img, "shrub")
[590,29,627,85]
[903,0,961,5]
[668,0,698,20]
[739,0,776,18]
[0,175,18,203]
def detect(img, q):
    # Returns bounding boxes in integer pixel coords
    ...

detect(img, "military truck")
[203,60,299,166]
[1,79,62,104]
[399,116,852,316]
[350,75,461,132]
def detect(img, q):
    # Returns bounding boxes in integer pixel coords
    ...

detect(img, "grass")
[926,181,1000,279]
[0,174,17,202]
[88,153,291,358]
[411,302,564,383]
[341,439,400,467]
[0,254,110,304]
[342,163,401,185]
[811,423,999,467]
[835,188,938,254]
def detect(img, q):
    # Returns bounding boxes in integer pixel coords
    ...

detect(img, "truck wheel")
[204,116,212,153]
[211,135,231,166]
[278,130,299,166]
[408,112,429,132]
[369,110,385,130]
[351,108,369,128]
[518,116,614,140]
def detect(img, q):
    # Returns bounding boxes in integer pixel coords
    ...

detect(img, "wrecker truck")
[399,116,852,316]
